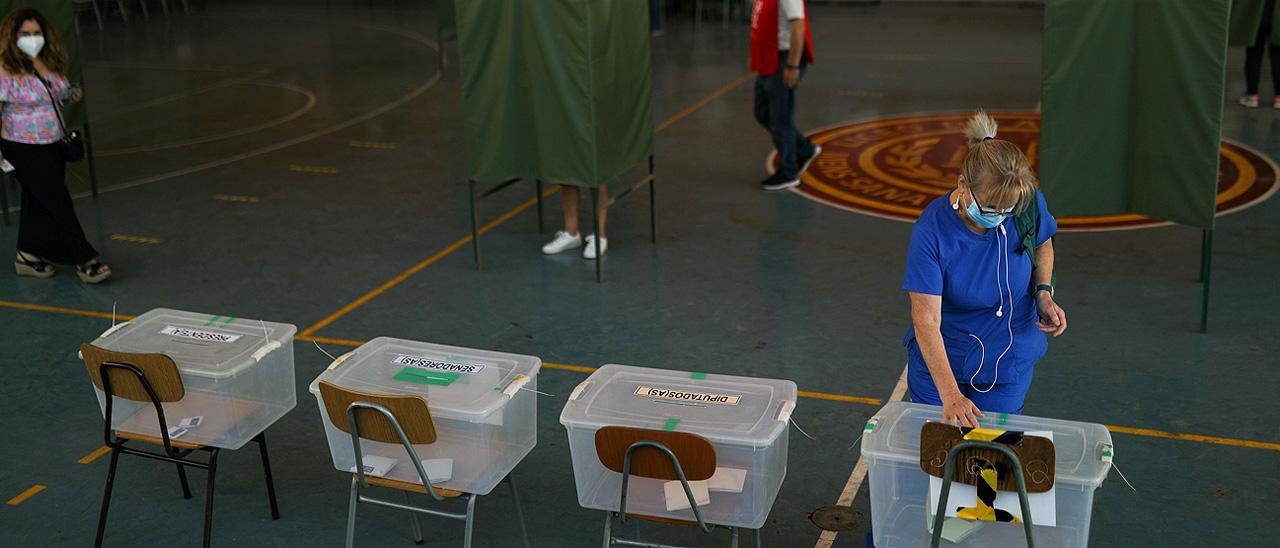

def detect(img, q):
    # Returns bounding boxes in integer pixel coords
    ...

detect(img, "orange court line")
[78,446,112,465]
[0,300,133,321]
[300,72,756,338]
[6,485,46,506]
[298,188,557,337]
[1105,425,1280,452]
[6,302,1280,454]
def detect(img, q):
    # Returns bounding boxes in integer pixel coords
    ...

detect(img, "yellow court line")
[6,485,46,506]
[0,300,133,321]
[299,189,557,337]
[1105,425,1280,452]
[300,72,757,338]
[78,446,112,465]
[655,72,754,133]
[8,303,1280,454]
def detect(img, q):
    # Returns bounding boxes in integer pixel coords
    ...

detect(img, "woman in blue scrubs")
[903,112,1067,427]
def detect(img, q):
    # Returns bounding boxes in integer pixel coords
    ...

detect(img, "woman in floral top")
[0,8,109,283]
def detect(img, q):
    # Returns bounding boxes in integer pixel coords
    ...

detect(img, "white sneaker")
[1240,94,1259,108]
[583,235,608,259]
[541,231,583,255]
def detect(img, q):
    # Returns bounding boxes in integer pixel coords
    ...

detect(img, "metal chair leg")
[345,476,359,548]
[160,0,170,18]
[116,0,129,23]
[176,463,192,499]
[462,493,477,548]
[202,449,220,548]
[94,448,121,548]
[139,0,151,19]
[402,491,423,545]
[256,433,281,519]
[601,511,613,547]
[506,475,530,548]
[756,527,763,548]
[93,2,105,30]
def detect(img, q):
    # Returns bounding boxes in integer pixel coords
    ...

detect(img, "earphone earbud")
[999,224,1007,235]
[952,200,960,210]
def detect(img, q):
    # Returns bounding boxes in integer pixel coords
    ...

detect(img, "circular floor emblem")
[779,112,1278,231]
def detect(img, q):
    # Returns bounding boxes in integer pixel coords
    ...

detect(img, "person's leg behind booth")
[542,184,608,258]
[759,56,816,191]
[1243,23,1272,107]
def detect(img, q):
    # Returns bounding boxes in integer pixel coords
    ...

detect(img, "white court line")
[814,366,908,548]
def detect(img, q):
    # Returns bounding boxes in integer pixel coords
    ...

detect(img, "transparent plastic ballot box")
[87,308,297,450]
[309,337,541,496]
[559,364,797,529]
[861,401,1114,548]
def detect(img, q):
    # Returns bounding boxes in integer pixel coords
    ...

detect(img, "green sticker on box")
[690,372,706,380]
[393,367,461,386]
[998,413,1008,425]
[662,417,681,431]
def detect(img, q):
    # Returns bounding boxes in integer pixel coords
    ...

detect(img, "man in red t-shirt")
[751,0,818,191]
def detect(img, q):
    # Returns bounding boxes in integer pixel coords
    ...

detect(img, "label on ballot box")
[392,355,486,374]
[159,325,242,344]
[633,386,742,405]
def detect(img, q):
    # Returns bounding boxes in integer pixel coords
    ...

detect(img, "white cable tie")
[847,432,864,451]
[313,340,337,362]
[789,416,817,441]
[1111,460,1137,492]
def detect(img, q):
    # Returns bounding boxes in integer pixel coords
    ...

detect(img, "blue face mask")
[966,200,1007,229]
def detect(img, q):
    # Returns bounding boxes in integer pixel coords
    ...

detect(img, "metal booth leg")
[731,526,740,548]
[649,154,657,243]
[536,179,545,233]
[94,447,122,547]
[202,448,221,548]
[591,187,602,283]
[256,433,281,519]
[1200,228,1213,333]
[469,179,481,270]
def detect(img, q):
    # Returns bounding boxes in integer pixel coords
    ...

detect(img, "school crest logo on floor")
[772,112,1278,231]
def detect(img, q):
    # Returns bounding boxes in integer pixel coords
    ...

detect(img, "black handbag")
[36,75,84,163]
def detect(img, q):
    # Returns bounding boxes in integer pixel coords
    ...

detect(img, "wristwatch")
[785,63,800,70]
[1035,284,1054,297]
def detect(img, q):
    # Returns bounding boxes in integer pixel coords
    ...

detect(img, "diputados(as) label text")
[635,386,741,405]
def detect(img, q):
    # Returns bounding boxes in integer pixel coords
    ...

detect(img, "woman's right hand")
[941,390,984,428]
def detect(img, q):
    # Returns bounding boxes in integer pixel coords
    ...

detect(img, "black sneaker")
[798,144,822,174]
[760,172,800,191]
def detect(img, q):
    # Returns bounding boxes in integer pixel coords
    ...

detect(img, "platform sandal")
[15,252,55,279]
[76,260,111,284]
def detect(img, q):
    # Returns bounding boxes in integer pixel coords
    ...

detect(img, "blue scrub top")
[902,190,1057,387]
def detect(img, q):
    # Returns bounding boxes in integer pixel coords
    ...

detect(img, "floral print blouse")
[0,72,71,144]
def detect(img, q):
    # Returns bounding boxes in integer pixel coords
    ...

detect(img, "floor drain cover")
[809,505,863,532]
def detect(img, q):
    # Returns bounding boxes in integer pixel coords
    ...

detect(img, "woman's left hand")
[68,88,83,104]
[1036,293,1067,337]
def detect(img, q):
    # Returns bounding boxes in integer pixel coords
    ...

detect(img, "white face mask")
[16,35,44,58]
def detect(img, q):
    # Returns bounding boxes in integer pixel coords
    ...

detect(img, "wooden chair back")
[80,343,185,402]
[594,426,716,482]
[318,381,437,445]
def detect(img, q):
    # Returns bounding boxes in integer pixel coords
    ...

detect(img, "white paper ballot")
[351,457,453,484]
[178,416,204,428]
[707,467,747,493]
[928,431,1057,527]
[663,480,711,511]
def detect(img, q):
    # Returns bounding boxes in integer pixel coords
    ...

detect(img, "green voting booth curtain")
[0,1,87,128]
[1041,0,1230,229]
[455,0,654,188]
[1227,0,1280,47]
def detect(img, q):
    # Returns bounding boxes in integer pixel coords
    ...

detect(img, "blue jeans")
[650,0,662,32]
[754,52,815,179]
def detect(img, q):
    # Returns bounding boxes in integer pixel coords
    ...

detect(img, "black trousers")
[1,139,98,265]
[1246,0,1280,94]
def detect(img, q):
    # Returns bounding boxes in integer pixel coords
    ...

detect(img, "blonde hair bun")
[963,110,999,147]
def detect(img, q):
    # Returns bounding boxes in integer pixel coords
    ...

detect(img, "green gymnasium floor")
[1,2,1276,547]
